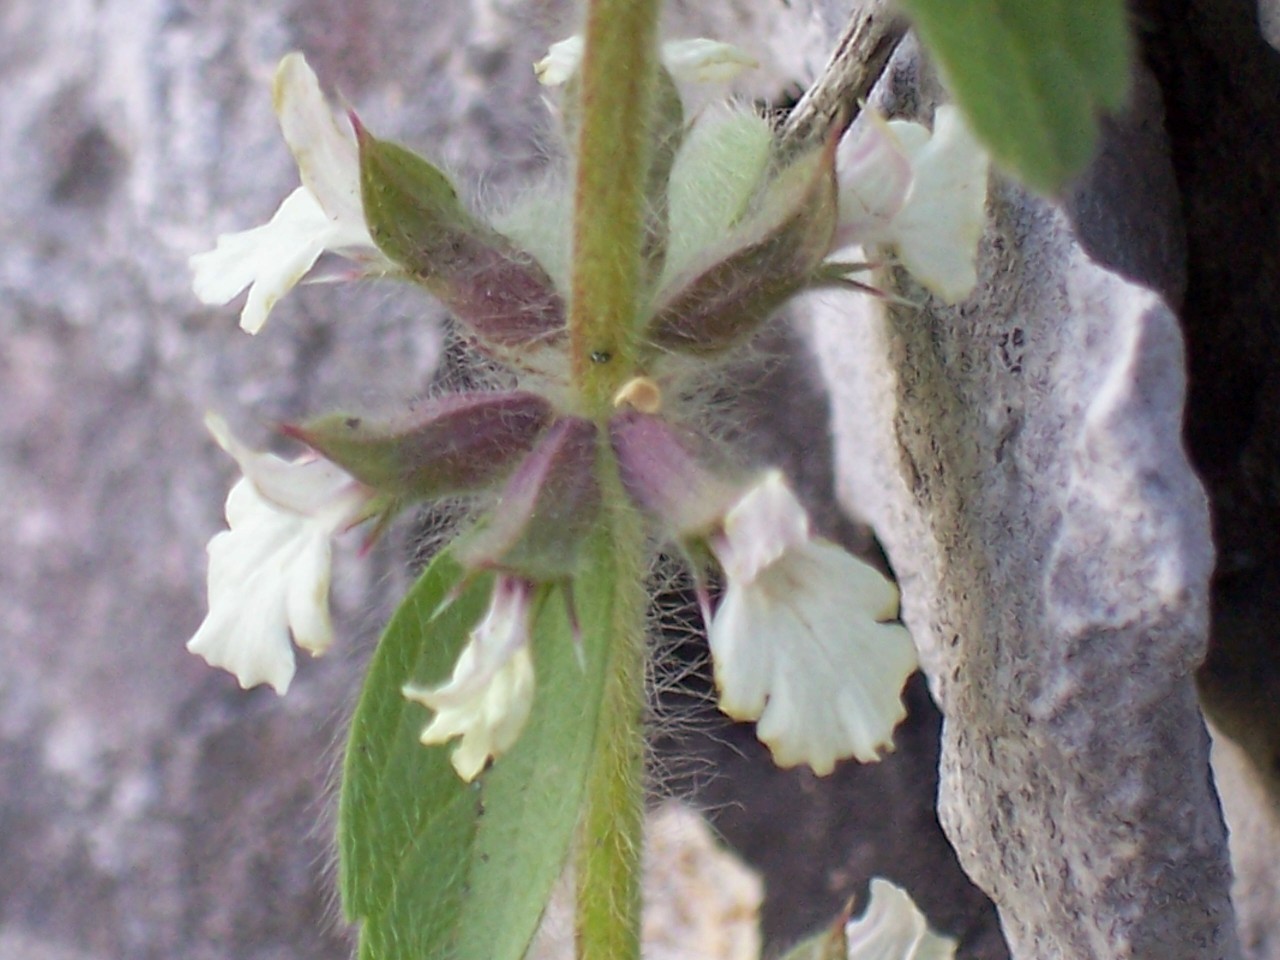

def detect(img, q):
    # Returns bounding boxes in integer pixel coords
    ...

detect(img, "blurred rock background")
[3,0,1278,958]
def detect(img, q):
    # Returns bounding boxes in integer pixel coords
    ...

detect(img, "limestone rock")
[811,36,1240,960]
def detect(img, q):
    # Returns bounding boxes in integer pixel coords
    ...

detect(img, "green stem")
[568,0,663,417]
[575,453,649,960]
[568,2,662,955]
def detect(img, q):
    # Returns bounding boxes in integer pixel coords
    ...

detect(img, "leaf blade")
[338,549,490,945]
[900,0,1131,192]
[454,528,623,960]
[338,529,625,960]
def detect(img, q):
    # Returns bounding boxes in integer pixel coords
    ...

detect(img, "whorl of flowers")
[187,44,988,779]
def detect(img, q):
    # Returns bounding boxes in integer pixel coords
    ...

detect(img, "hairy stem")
[575,451,649,960]
[567,4,662,953]
[568,0,662,416]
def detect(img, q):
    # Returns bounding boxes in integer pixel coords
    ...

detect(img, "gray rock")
[811,37,1241,960]
[1261,0,1280,49]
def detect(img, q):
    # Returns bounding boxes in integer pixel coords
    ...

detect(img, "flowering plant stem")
[568,1,661,957]
[575,465,648,960]
[569,0,661,415]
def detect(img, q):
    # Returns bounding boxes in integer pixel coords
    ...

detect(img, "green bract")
[285,392,553,501]
[356,123,567,357]
[647,137,840,354]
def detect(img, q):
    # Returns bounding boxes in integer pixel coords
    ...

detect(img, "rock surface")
[811,24,1254,960]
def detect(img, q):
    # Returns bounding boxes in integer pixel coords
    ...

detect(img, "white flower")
[403,576,537,781]
[190,53,382,334]
[187,414,371,694]
[659,39,759,83]
[533,36,585,86]
[845,879,956,960]
[535,35,756,87]
[707,471,917,775]
[837,106,989,303]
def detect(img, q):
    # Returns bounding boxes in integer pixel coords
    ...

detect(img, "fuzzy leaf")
[646,139,838,355]
[339,549,489,956]
[340,527,620,960]
[285,392,553,502]
[451,525,620,960]
[356,124,565,348]
[900,0,1130,192]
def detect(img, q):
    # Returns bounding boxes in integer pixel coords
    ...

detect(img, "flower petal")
[283,529,336,657]
[534,36,584,86]
[707,473,917,774]
[845,879,957,960]
[191,54,380,334]
[402,576,537,781]
[535,35,756,87]
[886,106,989,303]
[187,418,373,693]
[190,187,337,334]
[419,576,534,707]
[204,413,365,525]
[835,112,914,247]
[661,39,757,83]
[274,52,366,228]
[714,470,812,584]
[187,478,336,693]
[710,540,916,773]
[425,645,536,782]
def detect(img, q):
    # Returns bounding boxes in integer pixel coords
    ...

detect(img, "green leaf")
[453,528,620,960]
[340,527,622,960]
[356,125,566,349]
[339,550,488,953]
[899,0,1131,192]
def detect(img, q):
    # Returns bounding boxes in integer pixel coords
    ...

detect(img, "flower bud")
[454,417,600,580]
[355,121,566,349]
[610,410,739,537]
[645,137,838,355]
[283,391,553,502]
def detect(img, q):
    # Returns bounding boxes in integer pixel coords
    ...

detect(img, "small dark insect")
[590,350,612,364]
